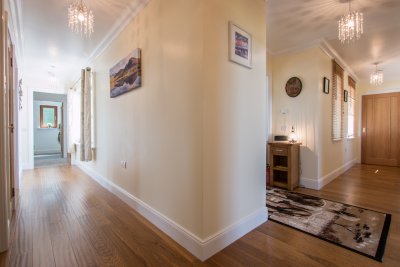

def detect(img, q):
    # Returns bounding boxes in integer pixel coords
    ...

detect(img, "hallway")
[0,164,399,266]
[0,166,200,266]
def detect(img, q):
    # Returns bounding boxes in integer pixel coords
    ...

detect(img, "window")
[40,105,58,128]
[347,76,356,138]
[332,60,344,140]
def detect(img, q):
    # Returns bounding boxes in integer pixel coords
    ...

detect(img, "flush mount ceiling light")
[68,0,94,37]
[338,0,363,44]
[370,64,384,86]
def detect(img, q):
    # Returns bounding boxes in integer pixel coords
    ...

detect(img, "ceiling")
[19,0,400,89]
[267,0,400,83]
[21,0,146,90]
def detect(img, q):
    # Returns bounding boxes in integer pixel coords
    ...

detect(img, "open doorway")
[33,92,68,167]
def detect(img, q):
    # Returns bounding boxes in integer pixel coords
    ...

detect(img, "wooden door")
[362,93,400,166]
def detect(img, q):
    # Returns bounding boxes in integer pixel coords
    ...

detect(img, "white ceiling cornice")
[319,39,359,82]
[67,0,151,87]
[267,38,323,57]
[267,38,359,83]
[85,0,150,69]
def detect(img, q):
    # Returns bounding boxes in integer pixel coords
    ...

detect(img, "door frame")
[8,43,17,209]
[31,92,68,166]
[60,103,64,157]
[0,8,11,253]
[358,88,400,162]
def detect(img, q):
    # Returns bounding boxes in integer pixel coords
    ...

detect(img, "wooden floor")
[0,164,399,266]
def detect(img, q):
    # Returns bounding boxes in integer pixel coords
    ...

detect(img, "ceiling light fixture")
[338,0,363,44]
[370,64,383,86]
[68,0,94,37]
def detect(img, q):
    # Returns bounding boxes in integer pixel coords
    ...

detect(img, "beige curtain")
[80,67,92,161]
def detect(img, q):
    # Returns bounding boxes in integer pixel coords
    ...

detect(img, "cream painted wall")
[316,49,357,179]
[75,0,266,241]
[83,0,204,237]
[358,80,400,95]
[271,47,358,187]
[18,83,30,170]
[271,48,319,182]
[202,0,266,237]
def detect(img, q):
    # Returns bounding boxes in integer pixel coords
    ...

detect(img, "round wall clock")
[285,77,302,97]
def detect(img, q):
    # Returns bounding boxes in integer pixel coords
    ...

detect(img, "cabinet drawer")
[271,146,288,156]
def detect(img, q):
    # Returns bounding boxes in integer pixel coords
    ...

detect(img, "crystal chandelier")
[68,0,94,37]
[338,0,363,43]
[370,64,383,86]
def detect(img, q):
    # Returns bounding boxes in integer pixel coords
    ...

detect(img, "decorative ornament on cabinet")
[288,126,298,143]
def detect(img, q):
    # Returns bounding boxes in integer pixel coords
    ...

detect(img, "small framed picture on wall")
[229,22,252,68]
[323,77,330,94]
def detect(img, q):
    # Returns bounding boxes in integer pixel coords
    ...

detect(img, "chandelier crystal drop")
[370,64,383,86]
[338,1,363,43]
[68,0,94,37]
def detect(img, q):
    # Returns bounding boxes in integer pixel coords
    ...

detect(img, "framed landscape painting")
[229,22,252,68]
[110,48,142,98]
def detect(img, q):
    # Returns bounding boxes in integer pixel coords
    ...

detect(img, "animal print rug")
[266,188,391,262]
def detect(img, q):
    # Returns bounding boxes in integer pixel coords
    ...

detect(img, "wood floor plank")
[205,164,400,267]
[49,219,78,267]
[2,164,399,267]
[77,214,133,266]
[60,213,101,267]
[32,213,55,267]
[234,230,325,267]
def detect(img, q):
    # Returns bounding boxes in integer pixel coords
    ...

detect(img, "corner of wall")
[75,161,267,261]
[68,0,268,261]
[318,158,357,189]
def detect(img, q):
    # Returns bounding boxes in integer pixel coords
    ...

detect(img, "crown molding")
[68,0,150,88]
[267,38,324,57]
[319,39,359,82]
[268,38,359,83]
[85,0,150,67]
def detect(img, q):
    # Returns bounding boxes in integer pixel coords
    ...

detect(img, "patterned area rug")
[266,188,391,262]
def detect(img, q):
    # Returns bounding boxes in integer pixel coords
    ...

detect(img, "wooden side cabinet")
[268,142,300,190]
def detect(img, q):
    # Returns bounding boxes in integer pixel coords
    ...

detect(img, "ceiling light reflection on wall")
[338,0,363,44]
[370,64,383,86]
[68,0,94,37]
[48,66,60,89]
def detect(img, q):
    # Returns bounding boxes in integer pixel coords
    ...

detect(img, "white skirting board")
[300,158,357,190]
[75,161,268,261]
